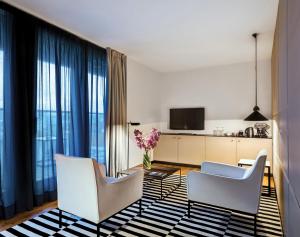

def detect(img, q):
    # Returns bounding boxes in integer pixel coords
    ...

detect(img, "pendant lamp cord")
[254,33,258,107]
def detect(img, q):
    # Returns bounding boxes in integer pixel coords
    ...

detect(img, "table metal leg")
[268,166,271,196]
[188,200,191,218]
[59,209,62,228]
[160,179,163,199]
[254,214,257,236]
[180,168,182,186]
[139,199,142,216]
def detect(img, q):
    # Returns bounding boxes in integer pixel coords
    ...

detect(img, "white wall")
[127,59,272,167]
[127,58,161,167]
[159,60,272,134]
[127,58,161,124]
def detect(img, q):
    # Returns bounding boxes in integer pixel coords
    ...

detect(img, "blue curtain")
[0,3,107,218]
[0,6,37,218]
[88,46,107,164]
[34,26,107,204]
[0,8,14,217]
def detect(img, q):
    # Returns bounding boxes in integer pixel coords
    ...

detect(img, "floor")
[0,162,275,232]
[0,201,57,232]
[0,175,282,236]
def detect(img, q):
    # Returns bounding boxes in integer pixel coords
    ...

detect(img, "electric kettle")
[245,127,254,137]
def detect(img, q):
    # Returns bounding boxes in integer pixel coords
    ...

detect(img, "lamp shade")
[244,106,268,121]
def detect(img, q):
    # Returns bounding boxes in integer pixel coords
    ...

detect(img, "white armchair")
[55,154,144,236]
[187,149,267,235]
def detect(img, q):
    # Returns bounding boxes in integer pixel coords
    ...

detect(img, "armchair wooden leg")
[59,209,62,228]
[254,214,257,236]
[188,200,191,218]
[97,222,101,237]
[139,199,142,216]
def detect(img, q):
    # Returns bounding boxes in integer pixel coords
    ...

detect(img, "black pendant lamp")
[244,33,268,121]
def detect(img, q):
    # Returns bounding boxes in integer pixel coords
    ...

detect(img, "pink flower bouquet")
[134,128,161,169]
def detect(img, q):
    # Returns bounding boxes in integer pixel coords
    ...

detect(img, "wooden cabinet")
[205,137,237,165]
[154,135,205,165]
[153,135,178,162]
[178,136,205,165]
[153,134,273,170]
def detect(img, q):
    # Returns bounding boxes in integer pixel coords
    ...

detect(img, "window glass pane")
[36,60,56,182]
[36,60,71,182]
[61,65,71,155]
[88,73,105,163]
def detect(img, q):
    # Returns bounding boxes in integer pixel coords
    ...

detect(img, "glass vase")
[143,152,151,170]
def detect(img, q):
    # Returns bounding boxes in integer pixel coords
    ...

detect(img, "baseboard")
[151,160,273,177]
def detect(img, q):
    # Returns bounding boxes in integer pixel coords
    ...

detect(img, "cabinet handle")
[237,140,240,142]
[231,139,234,142]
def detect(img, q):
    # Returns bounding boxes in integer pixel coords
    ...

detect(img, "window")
[88,73,105,162]
[34,29,107,196]
[35,63,106,181]
[36,60,71,182]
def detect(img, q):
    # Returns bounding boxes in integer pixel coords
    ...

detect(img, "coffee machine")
[254,123,270,138]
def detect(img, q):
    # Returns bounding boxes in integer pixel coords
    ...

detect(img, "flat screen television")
[169,107,205,130]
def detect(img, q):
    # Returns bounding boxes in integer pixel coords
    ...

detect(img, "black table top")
[144,166,180,179]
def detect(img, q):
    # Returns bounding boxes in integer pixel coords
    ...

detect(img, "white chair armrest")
[106,171,141,185]
[201,161,247,179]
[99,170,144,220]
[104,170,144,197]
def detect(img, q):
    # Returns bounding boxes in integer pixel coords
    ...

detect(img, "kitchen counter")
[161,132,272,139]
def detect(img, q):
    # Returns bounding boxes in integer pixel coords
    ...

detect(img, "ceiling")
[5,0,279,72]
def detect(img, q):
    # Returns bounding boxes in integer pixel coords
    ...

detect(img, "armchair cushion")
[105,177,118,183]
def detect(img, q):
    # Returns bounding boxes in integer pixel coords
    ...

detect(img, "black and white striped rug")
[1,175,283,236]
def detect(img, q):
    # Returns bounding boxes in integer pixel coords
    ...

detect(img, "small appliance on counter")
[245,127,255,137]
[223,132,231,137]
[254,123,270,138]
[213,127,224,136]
[237,130,244,137]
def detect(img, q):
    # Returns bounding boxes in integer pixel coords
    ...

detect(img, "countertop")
[161,132,272,139]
